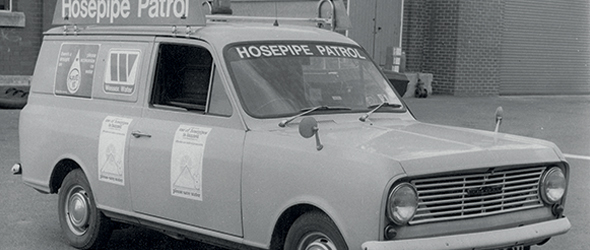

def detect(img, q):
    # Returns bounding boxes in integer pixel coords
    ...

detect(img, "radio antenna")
[273,2,279,26]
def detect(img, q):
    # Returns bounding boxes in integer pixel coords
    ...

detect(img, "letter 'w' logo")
[106,50,139,85]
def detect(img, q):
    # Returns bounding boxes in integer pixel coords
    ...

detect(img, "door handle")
[131,131,152,138]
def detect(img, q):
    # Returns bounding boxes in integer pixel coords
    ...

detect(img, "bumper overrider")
[362,217,570,250]
[12,163,22,175]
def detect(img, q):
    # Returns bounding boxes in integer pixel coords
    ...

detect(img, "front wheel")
[58,169,113,249]
[284,211,348,250]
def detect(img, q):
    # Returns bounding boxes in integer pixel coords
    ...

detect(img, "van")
[14,0,570,249]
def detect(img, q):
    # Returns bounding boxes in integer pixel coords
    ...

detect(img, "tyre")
[284,211,348,250]
[58,169,113,249]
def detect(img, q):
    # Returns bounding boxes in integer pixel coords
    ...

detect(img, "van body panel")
[128,108,245,236]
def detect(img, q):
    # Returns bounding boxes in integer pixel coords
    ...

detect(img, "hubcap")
[65,185,90,235]
[299,232,337,250]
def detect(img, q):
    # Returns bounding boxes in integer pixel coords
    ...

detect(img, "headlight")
[387,183,418,225]
[540,167,566,204]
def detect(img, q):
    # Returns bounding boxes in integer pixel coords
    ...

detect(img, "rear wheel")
[58,169,113,249]
[284,211,347,250]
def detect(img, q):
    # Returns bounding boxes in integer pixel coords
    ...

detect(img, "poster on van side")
[98,116,132,186]
[170,125,211,201]
[55,44,99,98]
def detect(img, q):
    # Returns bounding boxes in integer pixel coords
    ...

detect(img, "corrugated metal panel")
[500,0,590,95]
[348,0,404,66]
[348,0,378,57]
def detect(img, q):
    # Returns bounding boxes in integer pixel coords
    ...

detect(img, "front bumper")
[362,217,570,250]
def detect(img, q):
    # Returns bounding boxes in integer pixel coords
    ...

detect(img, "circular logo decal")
[67,68,80,94]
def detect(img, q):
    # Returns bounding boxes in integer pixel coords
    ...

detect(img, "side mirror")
[299,117,324,151]
[494,106,503,133]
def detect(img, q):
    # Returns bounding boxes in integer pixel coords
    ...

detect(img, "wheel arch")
[49,158,82,194]
[269,204,339,250]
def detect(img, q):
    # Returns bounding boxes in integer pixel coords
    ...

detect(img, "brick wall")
[403,0,503,96]
[454,0,502,96]
[0,0,43,76]
[423,0,460,95]
[402,0,428,73]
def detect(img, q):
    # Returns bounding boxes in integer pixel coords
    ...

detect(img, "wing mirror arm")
[299,117,324,151]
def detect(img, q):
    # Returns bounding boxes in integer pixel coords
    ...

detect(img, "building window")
[0,0,11,11]
[0,0,24,28]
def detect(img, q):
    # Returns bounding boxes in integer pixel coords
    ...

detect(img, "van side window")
[151,43,232,116]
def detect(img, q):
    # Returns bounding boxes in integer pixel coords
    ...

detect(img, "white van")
[14,1,570,249]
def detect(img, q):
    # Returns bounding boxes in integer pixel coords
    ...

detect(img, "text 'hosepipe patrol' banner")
[226,42,369,61]
[53,0,207,26]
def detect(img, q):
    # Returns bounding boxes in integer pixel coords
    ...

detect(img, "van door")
[127,40,244,236]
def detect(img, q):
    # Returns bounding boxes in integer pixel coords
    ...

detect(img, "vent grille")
[410,166,546,225]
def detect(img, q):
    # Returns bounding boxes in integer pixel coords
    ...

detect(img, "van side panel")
[19,39,62,193]
[19,35,154,213]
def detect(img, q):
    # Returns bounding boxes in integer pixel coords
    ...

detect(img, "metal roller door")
[500,0,590,95]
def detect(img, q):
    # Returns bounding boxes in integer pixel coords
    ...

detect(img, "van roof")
[46,21,358,49]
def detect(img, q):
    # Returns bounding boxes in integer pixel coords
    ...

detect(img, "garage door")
[500,0,590,95]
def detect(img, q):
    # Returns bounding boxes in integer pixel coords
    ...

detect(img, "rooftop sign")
[53,0,207,26]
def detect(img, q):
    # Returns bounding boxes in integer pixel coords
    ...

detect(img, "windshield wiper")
[279,105,351,127]
[359,101,402,122]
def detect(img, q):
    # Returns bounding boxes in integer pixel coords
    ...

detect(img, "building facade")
[403,0,590,95]
[1,0,589,95]
[0,0,41,76]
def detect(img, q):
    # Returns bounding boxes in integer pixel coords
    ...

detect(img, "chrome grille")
[410,166,546,225]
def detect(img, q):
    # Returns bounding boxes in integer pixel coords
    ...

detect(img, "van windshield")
[225,42,403,118]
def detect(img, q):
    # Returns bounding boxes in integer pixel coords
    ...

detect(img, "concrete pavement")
[404,95,590,157]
